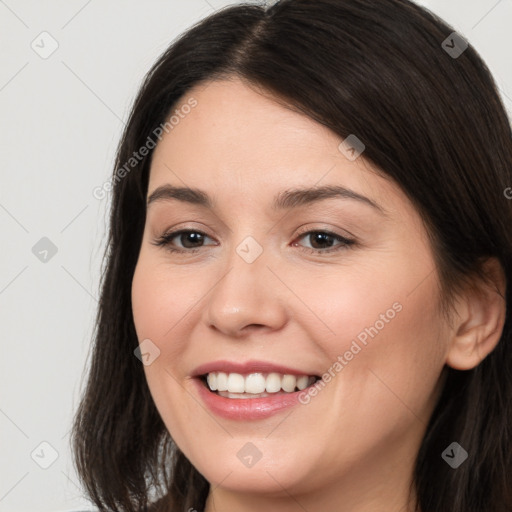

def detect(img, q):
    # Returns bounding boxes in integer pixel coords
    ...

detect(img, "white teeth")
[281,374,297,392]
[204,371,316,395]
[216,372,228,392]
[244,373,266,394]
[296,375,310,390]
[206,373,217,391]
[265,372,282,393]
[227,373,245,393]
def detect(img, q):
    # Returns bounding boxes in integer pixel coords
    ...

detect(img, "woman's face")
[131,78,450,507]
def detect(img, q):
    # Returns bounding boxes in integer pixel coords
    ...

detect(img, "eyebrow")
[146,184,387,215]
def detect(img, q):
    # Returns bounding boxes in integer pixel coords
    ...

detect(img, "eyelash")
[152,228,355,255]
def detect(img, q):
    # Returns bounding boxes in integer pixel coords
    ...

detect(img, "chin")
[180,436,318,496]
[198,459,307,495]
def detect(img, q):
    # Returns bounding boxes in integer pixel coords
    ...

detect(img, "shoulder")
[64,498,169,512]
[149,495,175,511]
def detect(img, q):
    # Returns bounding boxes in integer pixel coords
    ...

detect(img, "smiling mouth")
[199,371,321,399]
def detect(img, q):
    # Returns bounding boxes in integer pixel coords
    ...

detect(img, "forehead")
[148,78,399,213]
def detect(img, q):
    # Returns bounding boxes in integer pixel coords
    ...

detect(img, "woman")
[71,0,512,511]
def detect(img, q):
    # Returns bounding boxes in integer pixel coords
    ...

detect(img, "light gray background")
[0,1,510,511]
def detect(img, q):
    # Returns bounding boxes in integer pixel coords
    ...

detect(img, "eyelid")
[152,224,356,256]
[152,221,215,240]
[155,221,354,242]
[294,223,356,240]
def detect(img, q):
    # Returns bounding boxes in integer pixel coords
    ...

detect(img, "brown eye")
[294,230,355,254]
[152,229,215,253]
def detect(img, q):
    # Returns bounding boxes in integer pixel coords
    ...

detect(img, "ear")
[445,257,507,371]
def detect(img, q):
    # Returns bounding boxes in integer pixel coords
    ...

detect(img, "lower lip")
[192,377,307,420]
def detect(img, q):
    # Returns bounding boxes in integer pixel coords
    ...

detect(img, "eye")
[152,229,215,253]
[152,228,355,255]
[293,229,355,254]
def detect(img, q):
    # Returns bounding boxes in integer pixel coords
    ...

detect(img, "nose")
[204,246,289,338]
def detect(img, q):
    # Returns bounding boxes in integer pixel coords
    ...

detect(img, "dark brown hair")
[71,0,512,511]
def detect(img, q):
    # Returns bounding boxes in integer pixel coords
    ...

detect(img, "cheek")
[306,256,446,427]
[131,257,197,344]
[131,260,159,341]
[315,241,445,379]
[131,257,206,434]
[325,276,445,429]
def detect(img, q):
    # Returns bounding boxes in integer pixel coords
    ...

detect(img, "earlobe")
[445,257,506,371]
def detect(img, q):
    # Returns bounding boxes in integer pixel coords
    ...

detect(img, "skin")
[131,77,506,512]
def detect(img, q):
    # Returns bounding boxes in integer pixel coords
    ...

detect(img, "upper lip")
[191,360,319,378]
